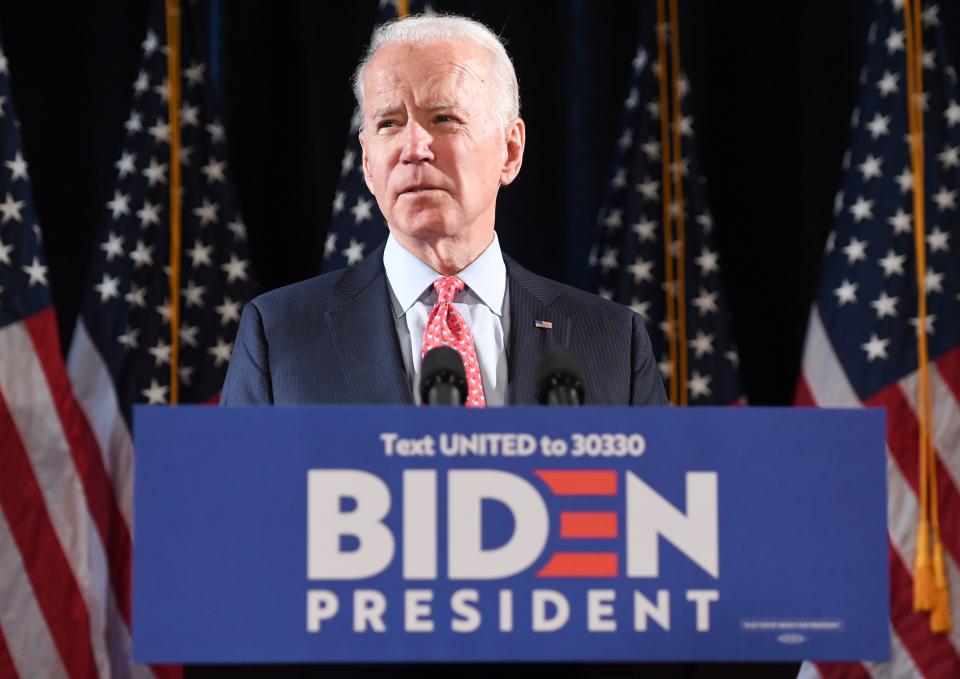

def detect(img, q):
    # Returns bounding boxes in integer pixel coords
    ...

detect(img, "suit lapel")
[324,248,568,406]
[505,257,571,404]
[326,246,413,404]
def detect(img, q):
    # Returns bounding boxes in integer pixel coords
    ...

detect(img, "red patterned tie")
[421,276,486,407]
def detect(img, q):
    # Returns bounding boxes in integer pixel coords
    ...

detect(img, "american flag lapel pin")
[534,320,553,330]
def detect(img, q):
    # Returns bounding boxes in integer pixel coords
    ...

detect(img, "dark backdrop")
[4,0,924,410]
[1,1,940,676]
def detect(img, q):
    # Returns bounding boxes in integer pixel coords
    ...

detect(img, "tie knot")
[433,276,465,303]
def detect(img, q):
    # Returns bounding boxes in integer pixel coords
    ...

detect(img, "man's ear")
[499,118,526,187]
[359,131,375,194]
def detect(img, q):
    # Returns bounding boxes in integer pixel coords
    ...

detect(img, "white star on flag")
[106,191,131,219]
[201,159,226,183]
[866,112,891,138]
[342,238,366,266]
[117,327,140,350]
[5,150,28,181]
[215,297,241,325]
[0,191,25,223]
[870,291,899,318]
[193,198,220,225]
[932,186,957,211]
[351,196,373,223]
[628,257,654,283]
[0,236,12,265]
[187,239,213,268]
[182,279,206,307]
[843,236,869,263]
[877,249,906,277]
[860,333,890,361]
[100,232,125,261]
[141,379,168,405]
[688,330,715,358]
[632,217,657,241]
[694,247,719,275]
[221,254,249,282]
[94,273,121,302]
[208,338,233,366]
[179,323,200,347]
[833,279,859,305]
[849,195,874,222]
[887,208,911,233]
[129,240,154,268]
[148,339,172,367]
[692,288,719,316]
[142,157,168,186]
[22,256,49,286]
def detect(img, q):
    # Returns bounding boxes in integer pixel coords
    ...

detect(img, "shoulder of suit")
[505,256,636,321]
[246,243,387,316]
[246,269,345,318]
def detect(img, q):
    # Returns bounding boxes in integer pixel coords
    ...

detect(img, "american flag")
[53,0,249,675]
[67,0,255,417]
[587,9,742,406]
[321,0,431,272]
[0,31,174,678]
[796,1,960,677]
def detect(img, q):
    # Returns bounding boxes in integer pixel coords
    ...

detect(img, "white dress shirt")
[383,233,510,406]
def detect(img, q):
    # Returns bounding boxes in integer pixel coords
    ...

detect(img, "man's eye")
[377,120,398,131]
[435,115,455,123]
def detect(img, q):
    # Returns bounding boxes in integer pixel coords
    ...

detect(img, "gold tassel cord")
[903,0,934,615]
[668,0,688,406]
[398,0,410,19]
[910,0,951,632]
[903,0,950,632]
[932,540,953,631]
[165,0,183,405]
[656,0,678,406]
[911,0,952,633]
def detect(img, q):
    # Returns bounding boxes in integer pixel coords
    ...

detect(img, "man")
[221,14,665,407]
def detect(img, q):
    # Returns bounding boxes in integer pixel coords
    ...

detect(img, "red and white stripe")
[797,307,960,679]
[0,309,175,678]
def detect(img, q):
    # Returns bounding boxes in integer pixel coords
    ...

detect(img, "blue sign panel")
[133,407,888,663]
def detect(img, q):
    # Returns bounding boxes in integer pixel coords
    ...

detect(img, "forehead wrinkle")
[359,45,507,135]
[364,43,492,109]
[372,104,402,119]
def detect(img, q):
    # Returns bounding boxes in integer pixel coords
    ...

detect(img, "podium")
[133,406,888,664]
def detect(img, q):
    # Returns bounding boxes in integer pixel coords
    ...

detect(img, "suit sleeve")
[630,312,667,405]
[221,301,274,404]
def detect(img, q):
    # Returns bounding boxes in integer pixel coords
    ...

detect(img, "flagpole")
[166,0,183,404]
[655,0,678,406]
[668,0,688,406]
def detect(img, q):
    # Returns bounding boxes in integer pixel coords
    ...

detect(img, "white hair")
[352,14,521,130]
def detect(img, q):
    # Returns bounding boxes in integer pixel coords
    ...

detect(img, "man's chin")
[389,214,460,244]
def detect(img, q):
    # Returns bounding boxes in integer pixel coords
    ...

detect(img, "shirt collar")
[383,232,507,317]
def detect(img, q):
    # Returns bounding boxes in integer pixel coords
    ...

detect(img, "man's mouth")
[398,181,446,195]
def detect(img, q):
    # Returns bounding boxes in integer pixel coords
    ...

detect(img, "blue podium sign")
[133,406,888,663]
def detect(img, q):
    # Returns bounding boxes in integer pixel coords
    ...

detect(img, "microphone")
[420,346,468,406]
[535,347,585,406]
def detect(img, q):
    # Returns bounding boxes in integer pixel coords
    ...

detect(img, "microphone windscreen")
[420,346,467,402]
[534,347,585,405]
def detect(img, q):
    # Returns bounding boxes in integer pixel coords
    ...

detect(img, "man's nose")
[399,121,434,163]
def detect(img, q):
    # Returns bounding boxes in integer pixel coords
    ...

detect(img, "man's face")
[359,39,524,252]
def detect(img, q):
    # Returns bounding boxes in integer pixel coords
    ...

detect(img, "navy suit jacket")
[221,245,666,406]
